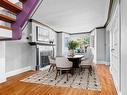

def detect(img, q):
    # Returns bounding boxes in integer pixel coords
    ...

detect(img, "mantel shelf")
[28,42,55,46]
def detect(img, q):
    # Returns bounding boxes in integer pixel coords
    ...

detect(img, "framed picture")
[36,26,49,42]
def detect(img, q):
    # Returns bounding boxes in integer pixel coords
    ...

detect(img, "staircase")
[0,0,39,40]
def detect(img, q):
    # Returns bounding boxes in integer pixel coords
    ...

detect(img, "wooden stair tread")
[0,0,22,14]
[0,14,16,22]
[0,25,12,30]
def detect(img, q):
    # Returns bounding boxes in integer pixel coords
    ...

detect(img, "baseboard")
[97,61,109,65]
[118,91,122,95]
[0,77,6,83]
[6,66,32,78]
[110,68,121,95]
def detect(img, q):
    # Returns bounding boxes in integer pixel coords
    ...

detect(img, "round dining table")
[67,55,84,68]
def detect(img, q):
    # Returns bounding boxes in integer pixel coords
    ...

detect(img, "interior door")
[110,4,120,92]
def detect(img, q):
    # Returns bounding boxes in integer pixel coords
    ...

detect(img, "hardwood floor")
[0,64,117,95]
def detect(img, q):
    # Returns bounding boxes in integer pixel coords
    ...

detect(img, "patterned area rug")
[21,68,101,91]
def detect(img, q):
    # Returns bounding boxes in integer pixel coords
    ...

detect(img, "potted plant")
[68,40,79,56]
[83,36,90,46]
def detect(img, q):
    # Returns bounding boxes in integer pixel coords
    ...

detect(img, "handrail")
[21,0,43,32]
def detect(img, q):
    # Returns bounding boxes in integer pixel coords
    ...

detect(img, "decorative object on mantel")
[68,40,79,57]
[49,39,55,58]
[49,39,54,44]
[21,68,101,91]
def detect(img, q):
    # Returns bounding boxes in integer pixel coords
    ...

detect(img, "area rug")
[21,68,101,91]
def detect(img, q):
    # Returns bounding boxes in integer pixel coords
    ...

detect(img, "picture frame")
[36,26,49,43]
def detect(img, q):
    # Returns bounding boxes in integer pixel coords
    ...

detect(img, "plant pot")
[69,49,75,57]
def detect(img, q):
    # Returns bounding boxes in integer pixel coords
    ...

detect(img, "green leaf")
[68,40,79,50]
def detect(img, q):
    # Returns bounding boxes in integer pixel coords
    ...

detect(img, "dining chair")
[48,56,56,72]
[79,47,95,75]
[55,56,73,81]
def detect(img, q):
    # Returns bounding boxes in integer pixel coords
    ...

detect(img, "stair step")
[0,0,22,14]
[0,25,12,30]
[0,26,12,39]
[0,14,16,23]
[0,20,11,27]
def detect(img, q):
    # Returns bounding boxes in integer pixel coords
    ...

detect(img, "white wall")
[5,23,34,77]
[90,28,106,63]
[105,30,110,63]
[0,42,6,83]
[106,1,121,94]
[57,33,62,56]
[57,32,70,56]
[121,0,127,95]
[96,28,106,62]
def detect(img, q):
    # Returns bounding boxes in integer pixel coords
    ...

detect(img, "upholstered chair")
[55,56,73,81]
[48,56,56,72]
[79,47,95,75]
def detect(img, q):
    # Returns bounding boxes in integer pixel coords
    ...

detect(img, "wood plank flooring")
[0,64,117,95]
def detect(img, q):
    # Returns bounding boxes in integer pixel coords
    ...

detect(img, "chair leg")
[59,70,61,75]
[66,70,69,81]
[79,67,81,75]
[48,65,52,72]
[91,64,95,72]
[52,65,55,71]
[89,66,92,76]
[90,65,92,72]
[71,69,74,76]
[55,70,59,80]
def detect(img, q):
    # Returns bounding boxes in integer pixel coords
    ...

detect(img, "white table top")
[68,54,84,58]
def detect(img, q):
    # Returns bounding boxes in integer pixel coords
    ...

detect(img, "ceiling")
[32,0,110,33]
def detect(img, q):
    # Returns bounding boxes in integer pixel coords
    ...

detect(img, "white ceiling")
[32,0,110,33]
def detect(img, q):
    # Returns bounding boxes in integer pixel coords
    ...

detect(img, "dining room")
[0,0,120,95]
[17,19,115,93]
[22,28,102,91]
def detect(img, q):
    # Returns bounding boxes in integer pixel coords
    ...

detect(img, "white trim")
[110,68,121,95]
[118,91,122,95]
[97,61,109,65]
[6,66,32,78]
[0,77,6,83]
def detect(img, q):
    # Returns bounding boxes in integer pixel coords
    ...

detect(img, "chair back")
[82,47,94,63]
[48,56,55,64]
[56,56,72,68]
[89,54,94,63]
[84,47,94,58]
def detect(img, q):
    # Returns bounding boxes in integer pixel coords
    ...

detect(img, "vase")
[69,49,75,57]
